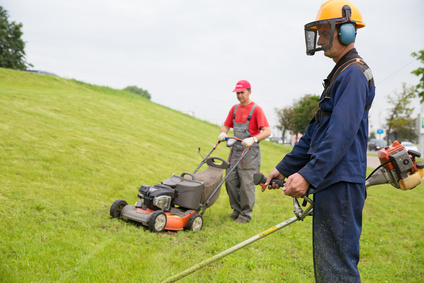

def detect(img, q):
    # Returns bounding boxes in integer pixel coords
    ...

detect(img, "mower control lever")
[225,137,239,147]
[253,172,286,192]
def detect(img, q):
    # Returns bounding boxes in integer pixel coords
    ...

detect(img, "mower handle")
[193,140,222,174]
[200,146,251,215]
[225,136,251,148]
[180,172,196,180]
[206,157,229,170]
[225,137,238,147]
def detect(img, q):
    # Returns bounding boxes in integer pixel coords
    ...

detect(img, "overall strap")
[232,104,257,124]
[247,104,257,123]
[232,104,239,123]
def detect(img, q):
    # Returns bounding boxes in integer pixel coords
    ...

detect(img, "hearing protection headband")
[304,5,357,56]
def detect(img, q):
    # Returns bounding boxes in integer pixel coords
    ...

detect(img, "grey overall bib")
[226,104,261,221]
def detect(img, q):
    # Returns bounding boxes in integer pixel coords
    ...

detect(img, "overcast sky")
[3,0,424,136]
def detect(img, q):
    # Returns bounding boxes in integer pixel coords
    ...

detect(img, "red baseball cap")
[232,80,251,92]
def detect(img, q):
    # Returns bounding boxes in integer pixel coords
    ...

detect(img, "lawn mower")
[162,140,424,282]
[110,137,250,232]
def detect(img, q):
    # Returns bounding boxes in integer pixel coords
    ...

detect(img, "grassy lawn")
[1,68,423,282]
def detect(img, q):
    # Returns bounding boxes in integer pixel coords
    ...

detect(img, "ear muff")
[338,23,356,45]
[338,5,356,45]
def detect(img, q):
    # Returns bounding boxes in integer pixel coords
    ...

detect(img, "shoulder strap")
[232,104,239,121]
[232,103,257,122]
[247,104,257,122]
[320,58,374,103]
[312,58,374,123]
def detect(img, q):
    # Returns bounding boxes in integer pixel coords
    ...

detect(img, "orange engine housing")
[377,140,423,190]
[377,140,412,171]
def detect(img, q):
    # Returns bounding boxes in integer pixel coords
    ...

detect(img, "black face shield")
[304,19,337,56]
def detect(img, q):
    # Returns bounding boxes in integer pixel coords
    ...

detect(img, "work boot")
[229,210,239,219]
[235,215,250,224]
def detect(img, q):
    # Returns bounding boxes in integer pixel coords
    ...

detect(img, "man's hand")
[265,167,286,189]
[242,137,255,147]
[283,173,310,198]
[218,132,227,141]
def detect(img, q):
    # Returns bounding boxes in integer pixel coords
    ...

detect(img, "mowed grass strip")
[0,67,423,282]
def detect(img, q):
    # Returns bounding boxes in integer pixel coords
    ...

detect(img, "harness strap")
[313,58,374,123]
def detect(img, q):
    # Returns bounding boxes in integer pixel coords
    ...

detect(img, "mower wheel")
[148,211,167,232]
[110,199,128,219]
[187,214,203,232]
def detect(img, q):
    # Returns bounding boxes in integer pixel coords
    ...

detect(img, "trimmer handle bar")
[253,172,286,192]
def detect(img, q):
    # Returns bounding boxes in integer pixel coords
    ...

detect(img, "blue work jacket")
[276,49,376,194]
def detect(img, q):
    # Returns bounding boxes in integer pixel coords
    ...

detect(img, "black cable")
[366,160,391,180]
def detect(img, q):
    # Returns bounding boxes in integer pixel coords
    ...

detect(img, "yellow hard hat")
[315,0,365,28]
[304,0,365,55]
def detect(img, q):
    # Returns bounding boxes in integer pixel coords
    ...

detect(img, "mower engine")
[137,184,177,211]
[365,140,424,190]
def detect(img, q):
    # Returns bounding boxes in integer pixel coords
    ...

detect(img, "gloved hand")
[218,132,227,141]
[242,137,255,147]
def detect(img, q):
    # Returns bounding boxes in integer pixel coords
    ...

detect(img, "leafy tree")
[275,106,295,140]
[123,85,151,100]
[411,50,424,101]
[292,94,320,134]
[385,83,417,144]
[275,94,319,138]
[0,6,31,70]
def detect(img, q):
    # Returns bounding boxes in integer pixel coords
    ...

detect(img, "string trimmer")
[162,140,423,282]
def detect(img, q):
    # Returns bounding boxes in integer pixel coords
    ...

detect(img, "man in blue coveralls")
[265,0,375,282]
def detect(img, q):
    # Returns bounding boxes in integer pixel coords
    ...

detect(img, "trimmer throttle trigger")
[253,172,285,192]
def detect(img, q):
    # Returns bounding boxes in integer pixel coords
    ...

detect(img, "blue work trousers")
[313,182,365,283]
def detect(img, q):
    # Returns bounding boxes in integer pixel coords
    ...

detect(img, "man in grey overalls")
[218,80,271,223]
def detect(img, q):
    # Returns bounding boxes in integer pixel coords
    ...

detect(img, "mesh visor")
[304,20,336,56]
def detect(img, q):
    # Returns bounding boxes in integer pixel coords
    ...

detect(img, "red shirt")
[224,102,269,137]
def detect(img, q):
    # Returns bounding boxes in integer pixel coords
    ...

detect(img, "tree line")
[275,94,319,142]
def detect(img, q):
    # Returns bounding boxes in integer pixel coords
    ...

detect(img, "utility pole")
[418,103,424,155]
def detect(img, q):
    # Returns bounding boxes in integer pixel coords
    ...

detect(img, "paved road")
[367,155,380,169]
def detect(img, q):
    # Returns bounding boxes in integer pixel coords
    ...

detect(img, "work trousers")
[313,182,365,283]
[225,145,261,220]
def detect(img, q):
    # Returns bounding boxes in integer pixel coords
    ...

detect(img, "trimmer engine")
[366,140,424,190]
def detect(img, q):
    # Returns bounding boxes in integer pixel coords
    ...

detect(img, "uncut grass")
[1,67,423,282]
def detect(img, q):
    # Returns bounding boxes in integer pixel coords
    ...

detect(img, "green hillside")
[1,67,423,282]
